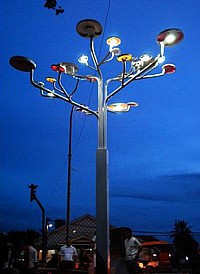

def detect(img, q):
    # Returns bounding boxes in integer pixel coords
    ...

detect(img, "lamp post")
[10,19,183,274]
[66,105,75,238]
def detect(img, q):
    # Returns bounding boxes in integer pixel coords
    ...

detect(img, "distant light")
[138,262,144,268]
[78,55,88,65]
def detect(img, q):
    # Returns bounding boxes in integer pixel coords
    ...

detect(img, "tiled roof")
[35,214,97,249]
[35,214,159,250]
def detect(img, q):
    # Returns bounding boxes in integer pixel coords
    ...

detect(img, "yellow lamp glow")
[46,77,56,83]
[117,54,133,62]
[106,36,121,48]
[107,102,138,113]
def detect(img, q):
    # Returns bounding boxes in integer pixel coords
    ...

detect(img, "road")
[111,257,191,274]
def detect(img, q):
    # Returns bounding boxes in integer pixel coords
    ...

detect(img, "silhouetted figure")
[46,253,59,268]
[79,248,92,270]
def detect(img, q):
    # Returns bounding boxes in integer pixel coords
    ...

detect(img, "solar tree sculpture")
[10,19,183,274]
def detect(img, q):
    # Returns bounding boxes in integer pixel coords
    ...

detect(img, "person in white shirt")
[124,228,141,274]
[59,238,78,269]
[23,240,37,274]
[28,245,37,269]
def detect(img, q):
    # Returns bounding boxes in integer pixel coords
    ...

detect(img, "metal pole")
[66,105,75,238]
[34,196,46,262]
[96,76,110,274]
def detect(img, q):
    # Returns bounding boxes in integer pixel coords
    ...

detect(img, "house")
[36,214,113,261]
[35,214,163,261]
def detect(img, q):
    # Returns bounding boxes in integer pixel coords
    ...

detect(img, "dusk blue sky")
[1,1,200,242]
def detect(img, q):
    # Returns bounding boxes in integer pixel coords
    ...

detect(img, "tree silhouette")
[170,220,198,267]
[44,0,64,15]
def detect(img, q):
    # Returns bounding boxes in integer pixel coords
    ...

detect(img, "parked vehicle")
[138,241,173,273]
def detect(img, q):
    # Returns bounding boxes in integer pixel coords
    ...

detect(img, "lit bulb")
[158,55,165,64]
[165,34,176,44]
[78,55,88,65]
[140,54,152,62]
[106,37,121,51]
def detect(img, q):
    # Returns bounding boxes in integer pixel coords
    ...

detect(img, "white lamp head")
[78,55,89,66]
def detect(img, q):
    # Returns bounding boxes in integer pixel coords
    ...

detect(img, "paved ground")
[111,257,192,274]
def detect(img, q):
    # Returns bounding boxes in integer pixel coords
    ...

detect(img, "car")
[138,241,173,273]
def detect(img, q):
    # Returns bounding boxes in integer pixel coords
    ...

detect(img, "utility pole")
[28,184,46,262]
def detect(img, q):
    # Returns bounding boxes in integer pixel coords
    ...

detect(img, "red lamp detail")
[163,64,176,74]
[51,64,65,73]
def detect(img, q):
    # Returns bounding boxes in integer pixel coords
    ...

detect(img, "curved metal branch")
[90,37,102,79]
[70,79,80,97]
[98,51,113,66]
[57,72,70,98]
[30,70,98,118]
[105,55,160,103]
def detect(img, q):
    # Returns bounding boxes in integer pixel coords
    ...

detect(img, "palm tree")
[170,220,198,268]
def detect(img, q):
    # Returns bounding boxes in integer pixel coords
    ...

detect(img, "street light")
[10,19,183,274]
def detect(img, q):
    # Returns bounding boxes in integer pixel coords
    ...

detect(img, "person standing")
[23,239,37,274]
[59,238,78,269]
[124,228,141,274]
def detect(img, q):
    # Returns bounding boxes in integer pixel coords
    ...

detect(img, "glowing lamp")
[51,64,65,73]
[106,36,121,51]
[162,64,176,74]
[117,54,133,62]
[157,28,184,46]
[107,102,138,113]
[78,55,89,65]
[46,77,56,83]
[46,93,55,98]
